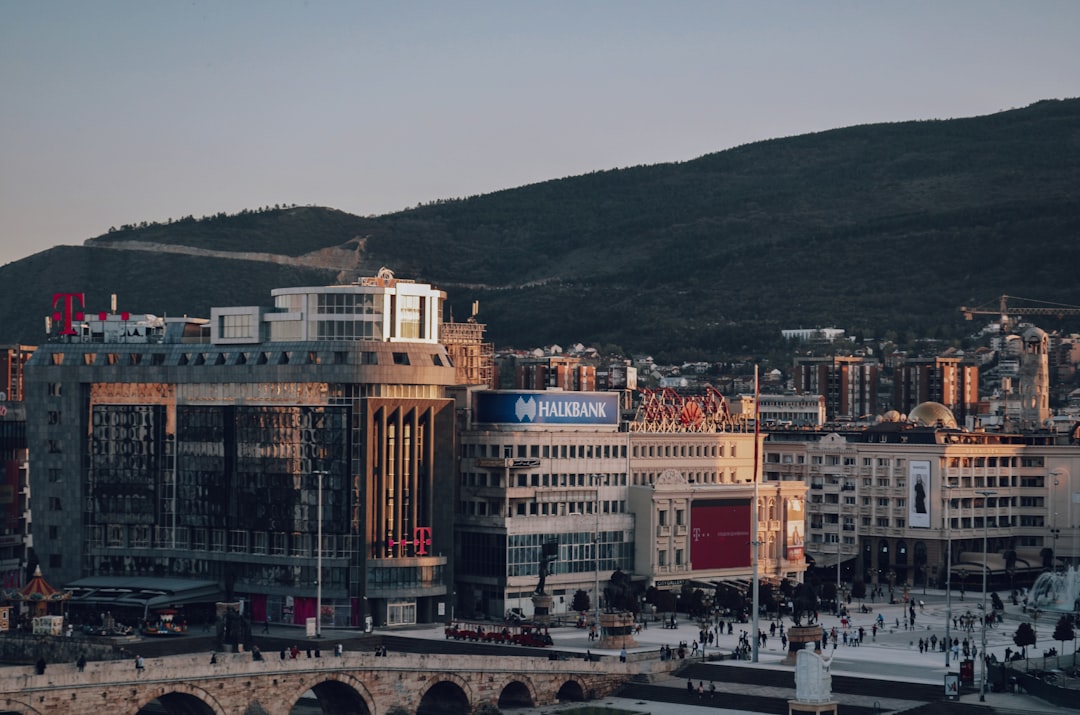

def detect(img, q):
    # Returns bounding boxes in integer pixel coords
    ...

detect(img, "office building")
[25,270,462,627]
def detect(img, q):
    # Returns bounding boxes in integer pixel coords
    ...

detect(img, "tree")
[1013,622,1037,671]
[821,581,838,611]
[571,589,591,614]
[1052,615,1075,663]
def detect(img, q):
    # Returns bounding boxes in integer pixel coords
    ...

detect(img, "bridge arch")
[130,682,228,715]
[556,677,587,702]
[0,698,44,715]
[416,679,471,715]
[276,672,374,715]
[496,678,536,709]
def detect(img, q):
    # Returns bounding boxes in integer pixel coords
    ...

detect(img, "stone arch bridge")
[0,649,635,715]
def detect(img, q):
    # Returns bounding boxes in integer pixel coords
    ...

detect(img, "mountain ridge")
[3,98,1079,361]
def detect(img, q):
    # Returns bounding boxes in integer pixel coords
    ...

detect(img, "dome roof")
[882,410,902,423]
[1023,326,1048,343]
[908,401,958,429]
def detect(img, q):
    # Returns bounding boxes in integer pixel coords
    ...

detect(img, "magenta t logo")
[52,293,86,336]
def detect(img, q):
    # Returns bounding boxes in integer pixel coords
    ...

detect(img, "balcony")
[656,525,671,537]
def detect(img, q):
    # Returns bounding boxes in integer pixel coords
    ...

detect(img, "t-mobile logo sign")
[52,293,86,336]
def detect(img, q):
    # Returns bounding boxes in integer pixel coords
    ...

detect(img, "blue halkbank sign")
[474,391,620,426]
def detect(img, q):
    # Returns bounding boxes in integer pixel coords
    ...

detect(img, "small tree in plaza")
[1013,622,1037,671]
[571,589,591,614]
[1051,614,1075,664]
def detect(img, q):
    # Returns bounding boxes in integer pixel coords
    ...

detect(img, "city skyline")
[2,1,1079,267]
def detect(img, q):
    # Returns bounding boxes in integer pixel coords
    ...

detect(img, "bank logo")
[514,397,538,422]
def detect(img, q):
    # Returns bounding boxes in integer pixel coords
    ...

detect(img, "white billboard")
[909,460,931,528]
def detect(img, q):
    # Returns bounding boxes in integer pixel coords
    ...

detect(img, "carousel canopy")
[1,566,71,602]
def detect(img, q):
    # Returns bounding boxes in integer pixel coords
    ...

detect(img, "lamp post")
[976,489,997,701]
[750,365,761,663]
[593,494,601,639]
[836,519,843,612]
[315,470,326,639]
[944,484,956,668]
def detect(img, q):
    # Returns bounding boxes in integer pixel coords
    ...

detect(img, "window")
[392,352,410,365]
[388,601,417,626]
[220,313,253,338]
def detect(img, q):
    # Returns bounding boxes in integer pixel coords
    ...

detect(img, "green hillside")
[2,98,1079,361]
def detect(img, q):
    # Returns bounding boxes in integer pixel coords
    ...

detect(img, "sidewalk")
[399,588,1078,713]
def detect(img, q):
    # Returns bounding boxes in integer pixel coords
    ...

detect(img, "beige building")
[453,387,807,620]
[764,402,1080,593]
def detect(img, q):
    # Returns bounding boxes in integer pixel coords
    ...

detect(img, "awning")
[64,576,223,613]
[806,551,845,569]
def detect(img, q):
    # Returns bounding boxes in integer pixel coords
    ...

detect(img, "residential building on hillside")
[893,356,979,426]
[793,356,879,422]
[730,393,826,428]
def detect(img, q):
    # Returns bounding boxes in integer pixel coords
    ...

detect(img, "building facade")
[764,404,1080,594]
[454,387,807,620]
[793,356,879,422]
[25,271,462,627]
[893,357,979,426]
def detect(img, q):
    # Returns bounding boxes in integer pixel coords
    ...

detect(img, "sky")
[1,1,1078,268]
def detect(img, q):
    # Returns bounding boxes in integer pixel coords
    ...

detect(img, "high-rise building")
[793,356,879,422]
[26,270,461,627]
[893,357,979,425]
[0,346,32,591]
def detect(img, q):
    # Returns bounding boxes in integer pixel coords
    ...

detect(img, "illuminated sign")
[388,526,432,556]
[474,391,619,426]
[52,292,85,336]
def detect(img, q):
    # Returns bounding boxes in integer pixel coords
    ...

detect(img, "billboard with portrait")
[785,497,805,561]
[909,460,931,528]
[690,499,751,570]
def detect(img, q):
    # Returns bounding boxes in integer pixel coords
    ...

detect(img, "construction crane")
[961,294,1080,332]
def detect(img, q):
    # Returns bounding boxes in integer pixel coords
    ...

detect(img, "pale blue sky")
[1,1,1077,266]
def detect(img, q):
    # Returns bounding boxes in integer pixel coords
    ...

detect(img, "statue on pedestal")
[535,540,558,595]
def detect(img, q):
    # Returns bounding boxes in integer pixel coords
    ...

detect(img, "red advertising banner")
[690,500,751,569]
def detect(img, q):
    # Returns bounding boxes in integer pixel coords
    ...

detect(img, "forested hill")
[3,98,1079,361]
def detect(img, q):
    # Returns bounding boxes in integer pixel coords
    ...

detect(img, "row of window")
[462,443,628,460]
[84,525,355,557]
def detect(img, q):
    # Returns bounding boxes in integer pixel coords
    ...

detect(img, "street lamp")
[836,519,842,612]
[944,484,957,668]
[593,494,601,639]
[313,469,328,639]
[976,489,997,702]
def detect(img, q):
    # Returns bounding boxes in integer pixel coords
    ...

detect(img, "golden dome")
[908,401,958,429]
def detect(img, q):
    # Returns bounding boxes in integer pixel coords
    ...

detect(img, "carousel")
[1,566,72,634]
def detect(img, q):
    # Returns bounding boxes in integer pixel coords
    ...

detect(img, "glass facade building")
[26,271,460,627]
